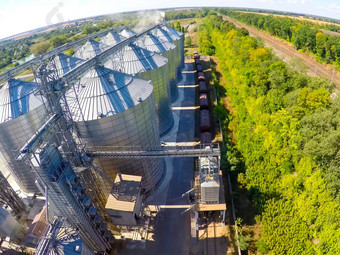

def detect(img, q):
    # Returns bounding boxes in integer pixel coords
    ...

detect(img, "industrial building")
[0,23,222,254]
[135,33,179,101]
[152,26,184,83]
[0,79,48,193]
[104,43,173,135]
[66,66,164,196]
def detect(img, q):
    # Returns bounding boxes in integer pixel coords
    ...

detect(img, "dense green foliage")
[165,9,210,21]
[201,14,340,254]
[219,9,340,70]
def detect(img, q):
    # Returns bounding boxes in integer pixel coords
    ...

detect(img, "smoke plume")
[133,11,165,33]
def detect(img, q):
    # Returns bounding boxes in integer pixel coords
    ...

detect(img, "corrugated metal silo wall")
[162,47,179,102]
[0,105,48,193]
[137,63,173,136]
[172,39,182,82]
[74,92,164,199]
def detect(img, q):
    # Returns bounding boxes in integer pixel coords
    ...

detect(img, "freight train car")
[197,72,205,82]
[195,58,200,65]
[200,132,212,144]
[199,81,207,93]
[200,109,210,132]
[199,93,209,109]
[196,64,203,72]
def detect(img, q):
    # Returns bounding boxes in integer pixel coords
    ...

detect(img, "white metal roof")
[162,25,184,37]
[152,27,180,43]
[100,31,126,46]
[66,66,153,121]
[105,43,168,75]
[134,33,176,53]
[74,39,110,60]
[48,53,84,76]
[0,79,44,124]
[119,29,136,38]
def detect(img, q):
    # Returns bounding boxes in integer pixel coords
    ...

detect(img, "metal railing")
[86,143,220,158]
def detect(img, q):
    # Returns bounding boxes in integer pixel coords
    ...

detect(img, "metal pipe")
[45,186,52,225]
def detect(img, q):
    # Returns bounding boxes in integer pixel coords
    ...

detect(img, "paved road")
[120,62,196,254]
[146,62,196,255]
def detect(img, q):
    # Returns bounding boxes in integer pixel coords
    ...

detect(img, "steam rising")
[133,11,165,33]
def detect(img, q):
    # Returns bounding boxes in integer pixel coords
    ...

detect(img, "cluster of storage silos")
[0,24,184,207]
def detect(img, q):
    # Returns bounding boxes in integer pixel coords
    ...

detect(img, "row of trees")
[219,9,340,70]
[200,14,340,254]
[165,9,210,21]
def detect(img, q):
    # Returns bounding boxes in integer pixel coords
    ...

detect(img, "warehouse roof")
[105,174,142,212]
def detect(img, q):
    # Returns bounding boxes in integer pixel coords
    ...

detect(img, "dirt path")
[223,16,340,91]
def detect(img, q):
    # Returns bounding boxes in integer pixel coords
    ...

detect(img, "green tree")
[30,41,51,55]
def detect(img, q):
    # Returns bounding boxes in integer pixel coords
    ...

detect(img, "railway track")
[203,216,217,255]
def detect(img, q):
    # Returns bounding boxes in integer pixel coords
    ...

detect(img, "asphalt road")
[120,62,196,255]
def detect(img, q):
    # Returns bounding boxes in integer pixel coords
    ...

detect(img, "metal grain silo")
[100,31,126,46]
[135,33,179,102]
[66,66,164,195]
[0,79,48,193]
[162,25,185,69]
[119,29,136,38]
[48,53,84,77]
[74,39,109,60]
[152,27,182,83]
[105,44,173,135]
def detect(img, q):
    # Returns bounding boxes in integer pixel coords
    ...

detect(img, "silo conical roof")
[135,33,176,53]
[152,27,180,43]
[0,79,44,124]
[162,25,184,37]
[119,29,136,38]
[48,53,84,77]
[66,66,153,121]
[74,39,109,60]
[105,44,168,75]
[100,31,126,46]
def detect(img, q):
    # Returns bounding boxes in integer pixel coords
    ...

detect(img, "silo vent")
[137,97,143,102]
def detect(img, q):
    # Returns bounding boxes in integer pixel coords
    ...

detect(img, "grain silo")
[135,33,179,102]
[74,39,109,60]
[100,31,126,46]
[104,43,173,135]
[162,25,185,69]
[0,79,48,193]
[66,66,164,196]
[119,28,136,38]
[152,27,182,83]
[48,53,84,77]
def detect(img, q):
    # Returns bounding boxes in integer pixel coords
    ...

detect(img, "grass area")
[180,18,202,56]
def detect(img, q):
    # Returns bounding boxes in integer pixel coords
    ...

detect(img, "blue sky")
[0,0,339,39]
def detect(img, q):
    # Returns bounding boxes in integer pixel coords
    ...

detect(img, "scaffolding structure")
[0,171,26,216]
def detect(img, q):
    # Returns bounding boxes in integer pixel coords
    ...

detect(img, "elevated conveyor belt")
[86,144,220,159]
